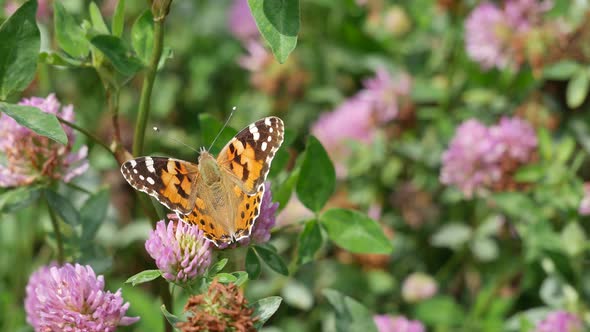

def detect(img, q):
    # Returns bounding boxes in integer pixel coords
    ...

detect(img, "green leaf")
[233,271,249,286]
[414,296,464,326]
[0,186,41,213]
[161,304,185,325]
[514,164,545,182]
[215,273,238,283]
[566,69,590,108]
[89,2,109,34]
[44,190,80,226]
[281,279,313,310]
[321,208,393,254]
[207,258,228,276]
[54,2,89,58]
[253,244,289,276]
[323,289,379,332]
[297,219,323,264]
[296,136,335,212]
[538,128,552,161]
[431,223,472,250]
[0,103,68,144]
[250,296,282,329]
[0,0,40,99]
[246,246,261,279]
[542,60,581,80]
[39,52,85,67]
[80,189,110,241]
[131,10,153,64]
[560,222,587,256]
[274,168,298,212]
[90,35,144,76]
[556,136,575,164]
[125,269,161,286]
[247,0,299,63]
[112,0,125,37]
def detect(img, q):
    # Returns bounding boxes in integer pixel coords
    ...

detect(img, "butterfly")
[121,117,284,247]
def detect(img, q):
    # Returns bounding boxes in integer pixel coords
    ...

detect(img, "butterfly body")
[121,117,284,247]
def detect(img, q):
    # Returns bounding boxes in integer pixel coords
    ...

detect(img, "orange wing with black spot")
[217,117,284,194]
[121,157,200,215]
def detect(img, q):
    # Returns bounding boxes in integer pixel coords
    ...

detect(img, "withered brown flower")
[177,280,257,332]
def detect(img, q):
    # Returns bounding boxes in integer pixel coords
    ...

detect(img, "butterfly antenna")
[208,106,237,152]
[152,126,200,154]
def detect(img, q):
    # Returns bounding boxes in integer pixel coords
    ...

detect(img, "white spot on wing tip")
[264,118,271,126]
[261,142,267,151]
[130,159,137,167]
[253,132,260,140]
[147,177,155,185]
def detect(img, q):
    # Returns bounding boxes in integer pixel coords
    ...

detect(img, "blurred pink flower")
[312,68,412,178]
[374,315,425,332]
[465,0,552,70]
[465,2,513,70]
[579,183,590,216]
[440,117,537,198]
[401,272,438,303]
[0,94,88,187]
[4,0,50,20]
[25,263,139,331]
[535,310,583,332]
[277,194,314,226]
[228,0,260,42]
[238,39,271,72]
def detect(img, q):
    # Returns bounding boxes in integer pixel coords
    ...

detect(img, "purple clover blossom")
[373,315,425,332]
[0,94,88,187]
[489,116,538,162]
[227,0,260,42]
[465,0,552,70]
[504,0,553,31]
[465,2,513,70]
[312,68,411,177]
[536,310,583,332]
[145,219,212,283]
[359,68,412,123]
[238,182,279,246]
[24,263,139,332]
[440,117,537,198]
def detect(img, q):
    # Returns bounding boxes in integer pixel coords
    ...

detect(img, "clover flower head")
[0,94,88,187]
[177,280,257,331]
[536,310,583,332]
[440,117,537,197]
[228,0,260,42]
[374,315,425,332]
[145,219,212,283]
[24,263,139,332]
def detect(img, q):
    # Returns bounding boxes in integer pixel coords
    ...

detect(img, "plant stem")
[45,194,64,264]
[133,17,165,156]
[107,88,122,144]
[57,116,113,156]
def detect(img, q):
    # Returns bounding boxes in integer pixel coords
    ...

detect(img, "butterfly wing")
[216,116,285,194]
[121,157,200,215]
[179,182,265,246]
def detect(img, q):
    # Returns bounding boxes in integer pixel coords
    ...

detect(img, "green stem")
[133,17,165,156]
[57,116,113,156]
[45,194,64,264]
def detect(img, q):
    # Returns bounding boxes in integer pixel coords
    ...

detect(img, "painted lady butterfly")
[121,117,284,247]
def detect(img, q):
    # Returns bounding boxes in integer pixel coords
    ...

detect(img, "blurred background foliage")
[1,0,590,331]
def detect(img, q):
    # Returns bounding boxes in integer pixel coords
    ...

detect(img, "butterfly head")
[197,150,221,186]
